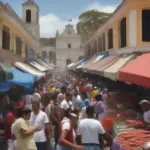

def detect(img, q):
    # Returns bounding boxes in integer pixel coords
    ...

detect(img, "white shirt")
[77,118,105,144]
[61,117,71,131]
[61,100,72,110]
[144,110,150,123]
[30,111,49,142]
[32,92,41,102]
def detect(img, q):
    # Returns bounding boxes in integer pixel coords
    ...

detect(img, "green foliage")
[77,9,112,36]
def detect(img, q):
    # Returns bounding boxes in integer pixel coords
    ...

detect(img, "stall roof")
[119,53,150,88]
[0,67,36,94]
[104,54,136,81]
[29,61,47,72]
[88,56,119,74]
[82,55,102,69]
[15,62,45,78]
[36,59,53,70]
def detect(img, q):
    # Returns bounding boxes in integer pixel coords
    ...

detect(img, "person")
[32,89,41,102]
[92,94,105,120]
[50,92,62,148]
[61,93,72,111]
[30,101,51,150]
[4,104,15,149]
[139,100,150,126]
[25,95,33,110]
[57,109,83,150]
[76,105,113,150]
[80,92,90,107]
[11,107,40,150]
[71,89,82,110]
[142,142,150,150]
[91,87,99,102]
[48,84,56,93]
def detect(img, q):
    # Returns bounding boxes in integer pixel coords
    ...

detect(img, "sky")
[1,0,122,37]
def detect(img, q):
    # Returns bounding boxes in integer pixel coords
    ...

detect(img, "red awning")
[119,53,150,88]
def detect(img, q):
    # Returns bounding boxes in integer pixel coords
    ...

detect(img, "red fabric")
[119,53,150,88]
[39,91,44,97]
[4,112,15,140]
[59,121,73,145]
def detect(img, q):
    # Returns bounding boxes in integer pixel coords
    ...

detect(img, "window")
[26,9,31,23]
[120,17,127,47]
[68,43,71,48]
[108,28,113,49]
[102,33,106,50]
[98,37,102,52]
[142,10,150,41]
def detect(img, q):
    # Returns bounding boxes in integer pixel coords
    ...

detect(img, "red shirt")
[4,112,15,140]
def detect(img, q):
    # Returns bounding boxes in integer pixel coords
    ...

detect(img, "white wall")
[129,10,137,47]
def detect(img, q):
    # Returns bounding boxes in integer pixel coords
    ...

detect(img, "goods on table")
[126,120,145,128]
[116,130,150,150]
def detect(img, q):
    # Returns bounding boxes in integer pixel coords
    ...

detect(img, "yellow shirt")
[92,90,99,101]
[12,118,37,150]
[48,87,56,93]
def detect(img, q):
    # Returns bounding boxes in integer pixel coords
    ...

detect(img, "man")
[61,93,72,110]
[139,100,150,125]
[50,92,62,148]
[76,105,113,150]
[30,101,51,150]
[32,89,41,102]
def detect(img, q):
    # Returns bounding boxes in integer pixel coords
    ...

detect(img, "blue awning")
[0,67,37,94]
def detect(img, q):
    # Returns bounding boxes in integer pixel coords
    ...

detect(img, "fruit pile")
[116,130,150,150]
[126,120,145,128]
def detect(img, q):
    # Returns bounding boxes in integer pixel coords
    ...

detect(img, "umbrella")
[0,62,13,81]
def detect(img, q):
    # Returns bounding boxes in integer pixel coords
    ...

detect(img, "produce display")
[116,130,150,150]
[126,120,145,128]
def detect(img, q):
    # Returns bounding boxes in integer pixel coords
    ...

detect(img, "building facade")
[0,0,39,65]
[84,0,150,56]
[56,24,83,68]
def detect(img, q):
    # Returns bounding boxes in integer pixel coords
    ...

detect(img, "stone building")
[0,0,40,65]
[56,24,83,68]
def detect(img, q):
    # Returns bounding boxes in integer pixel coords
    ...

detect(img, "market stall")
[0,67,36,94]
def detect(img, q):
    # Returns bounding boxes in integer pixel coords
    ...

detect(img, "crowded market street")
[0,0,150,150]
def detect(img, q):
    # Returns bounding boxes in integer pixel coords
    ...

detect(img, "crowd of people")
[1,73,150,150]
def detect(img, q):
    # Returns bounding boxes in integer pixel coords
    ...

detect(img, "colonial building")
[56,24,83,68]
[0,0,39,65]
[84,0,150,56]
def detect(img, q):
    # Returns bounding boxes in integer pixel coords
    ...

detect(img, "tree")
[77,9,111,37]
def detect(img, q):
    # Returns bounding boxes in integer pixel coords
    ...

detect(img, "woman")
[12,107,40,150]
[92,94,105,121]
[57,109,83,150]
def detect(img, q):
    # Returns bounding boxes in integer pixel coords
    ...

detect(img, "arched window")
[26,9,31,23]
[66,59,72,65]
[108,28,113,49]
[142,10,150,41]
[120,17,126,47]
[94,40,97,53]
[98,37,102,52]
[102,33,106,50]
[68,43,71,48]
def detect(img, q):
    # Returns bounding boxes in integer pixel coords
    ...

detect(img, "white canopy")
[15,62,45,79]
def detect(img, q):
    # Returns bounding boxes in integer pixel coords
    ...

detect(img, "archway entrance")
[16,37,22,55]
[66,59,72,65]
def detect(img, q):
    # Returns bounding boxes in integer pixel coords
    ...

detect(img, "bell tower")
[22,0,40,40]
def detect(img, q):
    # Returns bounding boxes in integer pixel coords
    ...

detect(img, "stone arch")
[42,51,47,59]
[66,59,72,65]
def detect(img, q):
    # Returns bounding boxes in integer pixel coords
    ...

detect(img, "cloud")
[86,1,117,13]
[40,14,78,38]
[40,1,117,38]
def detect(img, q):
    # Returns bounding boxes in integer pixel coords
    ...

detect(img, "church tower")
[22,0,40,41]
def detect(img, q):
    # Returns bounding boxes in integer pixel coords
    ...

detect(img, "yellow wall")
[89,0,150,54]
[0,12,37,56]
